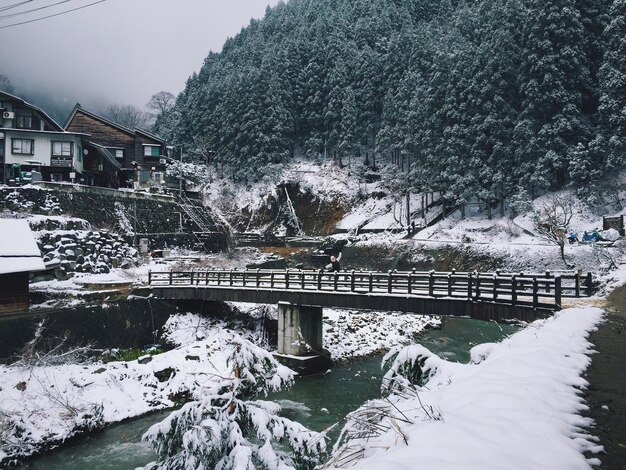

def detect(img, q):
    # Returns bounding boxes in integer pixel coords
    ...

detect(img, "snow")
[323,309,440,360]
[0,322,273,461]
[327,306,605,470]
[0,218,45,274]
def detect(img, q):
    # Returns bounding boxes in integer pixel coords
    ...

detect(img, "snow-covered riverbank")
[326,306,605,470]
[0,304,439,465]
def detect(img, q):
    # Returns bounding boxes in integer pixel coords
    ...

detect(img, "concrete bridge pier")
[275,301,331,375]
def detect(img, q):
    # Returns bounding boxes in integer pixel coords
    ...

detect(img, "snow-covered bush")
[380,344,443,394]
[143,337,327,470]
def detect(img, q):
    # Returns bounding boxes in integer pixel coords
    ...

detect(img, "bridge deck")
[149,269,592,321]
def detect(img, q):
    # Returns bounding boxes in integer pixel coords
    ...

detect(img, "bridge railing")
[148,269,592,311]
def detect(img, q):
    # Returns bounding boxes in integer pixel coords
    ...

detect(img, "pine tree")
[143,337,327,470]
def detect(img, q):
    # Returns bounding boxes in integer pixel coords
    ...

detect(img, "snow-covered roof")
[0,219,45,274]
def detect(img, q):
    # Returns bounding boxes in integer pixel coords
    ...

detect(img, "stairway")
[178,193,228,252]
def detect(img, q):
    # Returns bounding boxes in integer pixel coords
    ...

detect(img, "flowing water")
[18,317,519,469]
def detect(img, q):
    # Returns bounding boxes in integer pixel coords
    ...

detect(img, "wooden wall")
[0,272,29,314]
[66,111,136,168]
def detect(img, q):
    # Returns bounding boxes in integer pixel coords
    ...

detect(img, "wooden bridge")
[149,268,592,370]
[149,268,590,314]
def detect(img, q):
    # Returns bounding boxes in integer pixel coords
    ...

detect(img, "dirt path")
[583,285,626,469]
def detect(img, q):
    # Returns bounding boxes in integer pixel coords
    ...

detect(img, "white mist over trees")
[155,0,624,211]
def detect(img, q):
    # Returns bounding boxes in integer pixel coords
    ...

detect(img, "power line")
[0,0,75,20]
[0,0,106,28]
[0,0,34,13]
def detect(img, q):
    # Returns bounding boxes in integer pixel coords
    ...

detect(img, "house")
[64,104,171,188]
[0,219,45,314]
[0,90,87,184]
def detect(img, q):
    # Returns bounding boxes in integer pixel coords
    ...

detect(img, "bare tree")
[0,74,14,93]
[533,195,575,267]
[146,91,175,115]
[103,104,150,129]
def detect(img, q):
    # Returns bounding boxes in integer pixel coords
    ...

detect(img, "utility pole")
[179,146,183,198]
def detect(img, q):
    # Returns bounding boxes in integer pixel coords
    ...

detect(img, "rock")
[15,381,26,391]
[185,355,200,361]
[93,367,107,374]
[154,367,176,382]
[137,355,152,364]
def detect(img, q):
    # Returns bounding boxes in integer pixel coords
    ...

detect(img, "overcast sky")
[0,0,281,110]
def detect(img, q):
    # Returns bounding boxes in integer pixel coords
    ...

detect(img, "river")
[17,317,518,469]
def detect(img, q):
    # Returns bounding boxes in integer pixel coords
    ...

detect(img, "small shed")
[0,219,45,314]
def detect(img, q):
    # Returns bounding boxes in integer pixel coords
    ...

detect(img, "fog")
[0,0,282,113]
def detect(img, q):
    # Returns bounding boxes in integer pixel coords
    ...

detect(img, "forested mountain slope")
[157,0,625,212]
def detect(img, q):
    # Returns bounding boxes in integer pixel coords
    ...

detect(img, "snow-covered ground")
[0,315,264,463]
[326,306,605,470]
[2,165,625,467]
[0,304,439,464]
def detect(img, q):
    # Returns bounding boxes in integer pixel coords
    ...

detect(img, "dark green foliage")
[102,347,164,363]
[162,0,622,207]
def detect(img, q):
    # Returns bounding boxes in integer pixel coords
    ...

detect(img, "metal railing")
[149,269,593,311]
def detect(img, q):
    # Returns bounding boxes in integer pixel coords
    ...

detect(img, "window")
[12,138,34,155]
[143,145,160,157]
[106,148,124,159]
[52,141,73,157]
[138,170,150,182]
[16,116,33,129]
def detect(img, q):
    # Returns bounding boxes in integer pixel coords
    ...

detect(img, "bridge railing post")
[148,270,152,285]
[467,273,473,299]
[271,270,275,289]
[169,271,173,285]
[555,276,562,308]
[369,272,373,293]
[447,273,453,297]
[317,270,322,290]
[545,271,551,293]
[511,275,517,306]
[334,271,338,291]
[532,277,539,308]
[408,270,413,294]
[242,270,246,287]
[428,270,435,297]
[229,269,233,286]
[493,274,498,300]
[301,270,305,290]
[285,269,290,289]
[387,270,392,293]
[351,271,355,292]
[586,272,593,297]
[257,268,261,288]
[475,272,480,300]
[206,271,209,285]
[575,270,581,297]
